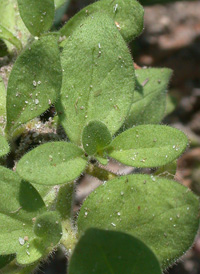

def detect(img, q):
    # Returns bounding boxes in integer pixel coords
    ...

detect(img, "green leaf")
[16,142,88,185]
[0,166,46,263]
[33,212,62,246]
[68,228,162,274]
[0,76,6,132]
[82,121,112,155]
[0,76,6,117]
[0,262,37,274]
[60,0,144,43]
[55,0,70,9]
[6,34,62,134]
[0,135,10,157]
[107,125,188,168]
[17,0,55,36]
[165,94,177,117]
[57,13,135,145]
[154,160,177,179]
[56,183,74,220]
[0,255,15,270]
[77,174,199,269]
[0,25,22,51]
[17,212,62,265]
[123,68,172,129]
[0,0,30,51]
[95,155,109,166]
[0,39,8,57]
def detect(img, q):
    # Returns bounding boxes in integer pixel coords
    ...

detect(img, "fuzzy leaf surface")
[82,121,112,155]
[17,211,62,265]
[68,228,162,274]
[0,25,22,51]
[78,174,199,269]
[60,0,144,43]
[57,13,135,145]
[0,135,10,157]
[16,142,87,185]
[107,125,188,168]
[0,166,46,263]
[6,35,62,134]
[17,0,55,36]
[123,68,172,129]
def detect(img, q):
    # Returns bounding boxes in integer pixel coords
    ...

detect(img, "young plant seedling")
[0,0,199,273]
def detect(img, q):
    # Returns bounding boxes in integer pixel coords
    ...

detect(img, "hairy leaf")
[69,228,162,274]
[0,167,62,265]
[17,212,62,265]
[78,174,199,269]
[16,142,87,185]
[0,25,22,51]
[33,212,62,247]
[107,125,188,168]
[6,35,62,134]
[57,13,135,145]
[0,135,10,157]
[60,0,144,43]
[82,121,112,155]
[0,167,45,262]
[56,183,74,220]
[123,68,172,129]
[17,0,55,36]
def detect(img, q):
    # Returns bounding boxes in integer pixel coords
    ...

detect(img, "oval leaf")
[78,174,199,269]
[0,135,10,157]
[16,142,88,185]
[6,35,62,134]
[69,228,162,274]
[60,0,144,43]
[123,68,172,129]
[82,121,112,155]
[17,0,55,36]
[107,125,188,168]
[57,13,135,145]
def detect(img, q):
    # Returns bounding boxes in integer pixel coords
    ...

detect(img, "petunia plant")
[0,0,199,273]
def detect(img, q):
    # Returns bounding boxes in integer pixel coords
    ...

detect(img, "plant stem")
[60,220,77,254]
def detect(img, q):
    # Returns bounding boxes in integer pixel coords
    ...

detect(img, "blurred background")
[34,0,200,273]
